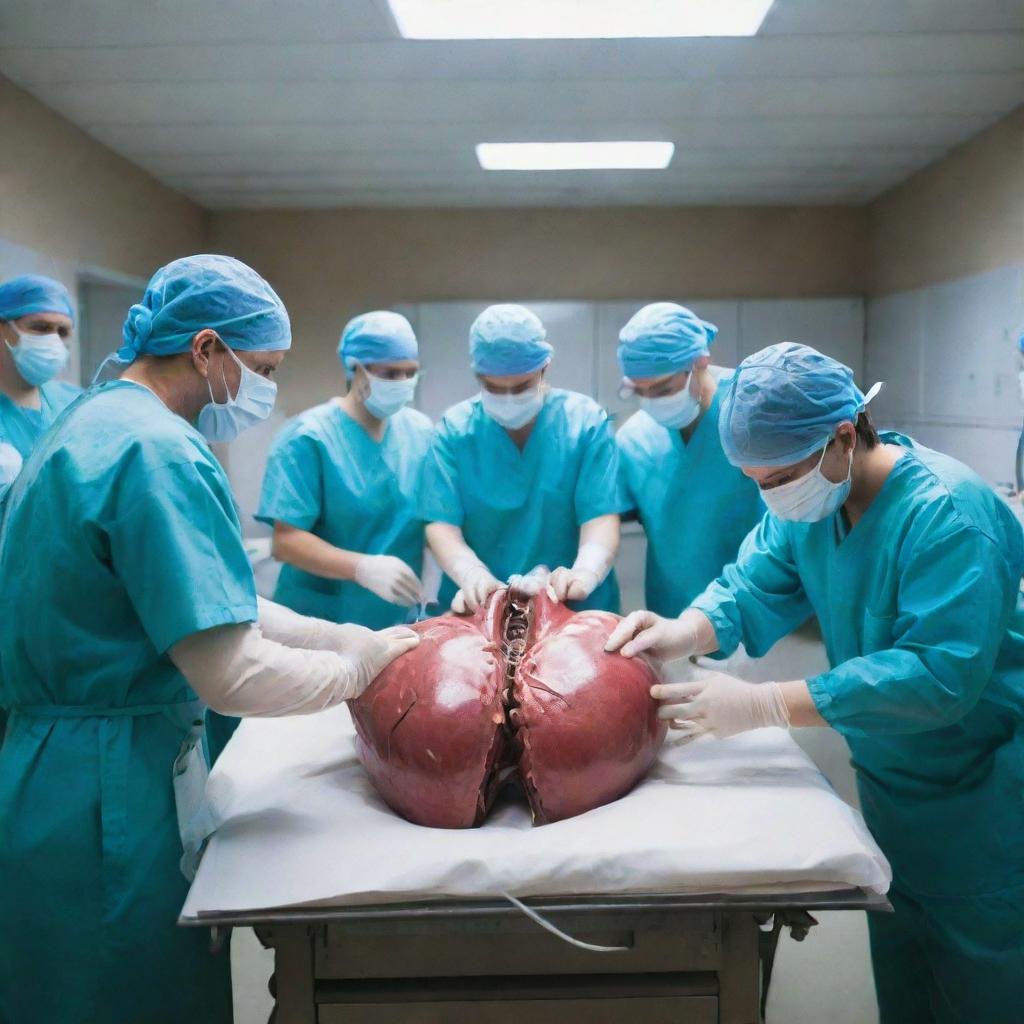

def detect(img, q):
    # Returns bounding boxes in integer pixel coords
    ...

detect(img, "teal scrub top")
[257,401,433,628]
[0,380,255,1024]
[0,379,81,498]
[692,432,1024,900]
[616,372,764,617]
[419,388,630,612]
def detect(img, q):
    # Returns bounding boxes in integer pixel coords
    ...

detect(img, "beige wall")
[866,105,1024,296]
[0,73,206,282]
[209,206,866,399]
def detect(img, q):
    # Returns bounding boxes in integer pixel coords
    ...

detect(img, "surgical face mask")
[4,328,70,386]
[639,378,700,429]
[760,442,853,523]
[480,386,545,430]
[364,373,418,419]
[197,343,277,443]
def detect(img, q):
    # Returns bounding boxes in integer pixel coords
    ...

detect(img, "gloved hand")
[653,672,790,742]
[548,565,599,603]
[507,566,551,599]
[354,554,423,607]
[450,559,504,615]
[549,542,612,604]
[604,610,700,662]
[334,624,420,699]
[0,442,22,501]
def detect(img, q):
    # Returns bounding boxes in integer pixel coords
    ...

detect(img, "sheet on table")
[182,648,890,917]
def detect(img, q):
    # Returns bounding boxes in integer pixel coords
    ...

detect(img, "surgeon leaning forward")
[609,342,1024,1024]
[0,255,418,1024]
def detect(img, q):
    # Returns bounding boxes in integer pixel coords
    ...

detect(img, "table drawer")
[317,911,721,978]
[318,995,718,1023]
[316,971,719,1024]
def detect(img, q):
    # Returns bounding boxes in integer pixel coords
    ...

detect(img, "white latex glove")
[548,565,599,603]
[507,565,551,599]
[604,610,700,662]
[450,559,504,615]
[549,542,613,603]
[354,554,423,607]
[653,672,790,742]
[0,442,22,501]
[169,623,420,716]
[337,624,421,699]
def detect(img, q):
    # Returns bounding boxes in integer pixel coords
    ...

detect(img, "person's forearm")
[778,680,828,727]
[426,521,480,579]
[272,522,362,581]
[170,623,362,717]
[559,514,620,596]
[578,513,620,558]
[257,595,341,650]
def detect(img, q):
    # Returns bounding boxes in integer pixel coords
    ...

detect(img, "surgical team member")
[421,303,628,612]
[258,310,432,626]
[0,274,81,741]
[615,303,763,616]
[0,255,418,1024]
[607,342,1024,1023]
[0,273,80,499]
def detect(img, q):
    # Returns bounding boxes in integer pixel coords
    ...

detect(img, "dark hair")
[855,410,880,449]
[826,410,879,451]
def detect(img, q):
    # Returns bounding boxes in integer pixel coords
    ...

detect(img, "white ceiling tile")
[0,0,392,46]
[2,34,1022,85]
[29,74,1024,126]
[762,0,1024,35]
[84,113,998,153]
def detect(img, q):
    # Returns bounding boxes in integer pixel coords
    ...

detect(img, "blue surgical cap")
[617,303,718,379]
[0,274,74,323]
[719,343,868,468]
[117,254,290,364]
[339,311,418,378]
[469,304,552,377]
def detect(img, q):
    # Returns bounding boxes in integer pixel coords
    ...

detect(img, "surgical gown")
[616,371,763,616]
[420,388,629,612]
[258,400,432,628]
[0,380,256,1024]
[691,432,1024,1023]
[0,379,81,498]
[0,380,82,739]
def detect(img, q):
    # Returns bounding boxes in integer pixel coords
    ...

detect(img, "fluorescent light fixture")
[390,0,774,39]
[476,141,674,171]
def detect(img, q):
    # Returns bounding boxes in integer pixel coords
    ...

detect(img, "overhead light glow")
[389,0,774,39]
[476,141,675,171]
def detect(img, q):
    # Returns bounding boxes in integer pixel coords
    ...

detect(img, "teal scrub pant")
[869,884,1024,1023]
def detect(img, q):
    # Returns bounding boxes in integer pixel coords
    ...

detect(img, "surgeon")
[607,342,1024,1023]
[421,303,628,613]
[616,303,763,616]
[0,255,419,1024]
[258,310,432,624]
[0,273,80,500]
[0,274,81,741]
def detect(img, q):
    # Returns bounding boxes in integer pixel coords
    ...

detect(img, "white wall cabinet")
[865,263,1024,485]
